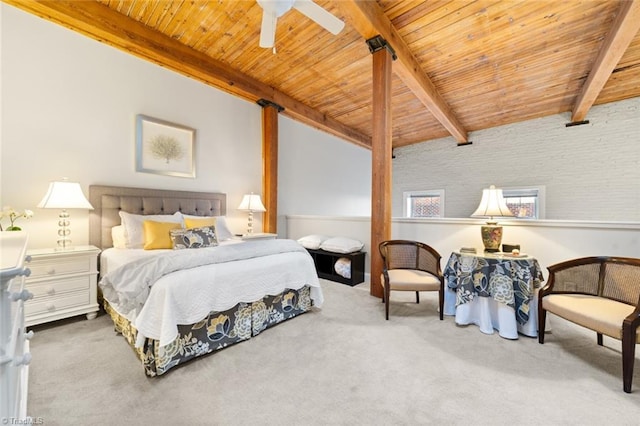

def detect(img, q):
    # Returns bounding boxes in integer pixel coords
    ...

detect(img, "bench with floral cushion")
[538,256,640,393]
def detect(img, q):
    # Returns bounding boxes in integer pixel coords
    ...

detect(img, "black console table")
[306,248,365,286]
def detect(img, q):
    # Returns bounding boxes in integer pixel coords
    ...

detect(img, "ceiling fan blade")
[259,10,277,48]
[293,0,345,35]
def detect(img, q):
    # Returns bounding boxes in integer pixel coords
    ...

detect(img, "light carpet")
[27,279,640,425]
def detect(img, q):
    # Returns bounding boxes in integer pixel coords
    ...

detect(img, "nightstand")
[24,245,100,327]
[237,233,278,241]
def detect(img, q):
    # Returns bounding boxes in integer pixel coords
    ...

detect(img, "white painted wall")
[284,90,640,281]
[287,215,640,283]
[0,5,370,249]
[393,97,640,221]
[278,116,371,217]
[0,4,257,247]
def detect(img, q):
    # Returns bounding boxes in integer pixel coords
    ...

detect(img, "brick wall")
[393,97,640,221]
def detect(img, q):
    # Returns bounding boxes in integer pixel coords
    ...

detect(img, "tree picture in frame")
[136,114,196,178]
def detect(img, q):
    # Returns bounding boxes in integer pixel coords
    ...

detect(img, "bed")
[89,185,322,376]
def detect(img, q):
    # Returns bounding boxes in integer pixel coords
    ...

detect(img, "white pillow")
[319,237,364,254]
[111,225,127,249]
[181,214,234,241]
[119,211,182,249]
[297,234,330,250]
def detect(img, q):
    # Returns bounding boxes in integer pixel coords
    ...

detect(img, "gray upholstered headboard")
[89,185,227,249]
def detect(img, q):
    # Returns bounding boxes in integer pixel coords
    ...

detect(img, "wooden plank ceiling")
[7,0,640,149]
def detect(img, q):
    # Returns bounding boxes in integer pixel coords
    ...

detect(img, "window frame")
[402,190,445,218]
[502,186,546,219]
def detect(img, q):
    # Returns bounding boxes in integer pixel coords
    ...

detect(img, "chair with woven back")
[378,240,444,320]
[538,256,640,393]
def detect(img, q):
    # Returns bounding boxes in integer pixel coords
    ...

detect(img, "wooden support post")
[369,37,394,298]
[258,99,282,234]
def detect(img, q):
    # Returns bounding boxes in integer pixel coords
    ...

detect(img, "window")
[403,190,445,218]
[502,186,545,219]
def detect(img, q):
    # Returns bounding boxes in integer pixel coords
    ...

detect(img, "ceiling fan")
[256,0,345,50]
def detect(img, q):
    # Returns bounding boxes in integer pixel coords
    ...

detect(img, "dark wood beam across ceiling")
[571,0,640,122]
[5,0,372,149]
[339,0,469,144]
[8,1,639,149]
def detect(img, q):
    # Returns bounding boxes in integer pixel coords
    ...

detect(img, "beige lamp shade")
[37,181,94,210]
[37,180,93,249]
[471,185,513,222]
[237,193,266,212]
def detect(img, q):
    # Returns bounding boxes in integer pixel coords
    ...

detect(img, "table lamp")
[37,179,94,249]
[471,185,514,252]
[237,192,266,234]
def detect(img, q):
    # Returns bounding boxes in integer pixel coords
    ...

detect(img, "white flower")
[0,206,34,231]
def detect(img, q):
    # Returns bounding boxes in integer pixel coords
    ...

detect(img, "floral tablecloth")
[443,252,544,326]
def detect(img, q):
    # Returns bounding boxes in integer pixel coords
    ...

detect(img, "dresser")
[1,231,32,420]
[24,245,100,327]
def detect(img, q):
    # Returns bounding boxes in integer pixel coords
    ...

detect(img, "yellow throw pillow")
[143,220,182,250]
[184,217,217,229]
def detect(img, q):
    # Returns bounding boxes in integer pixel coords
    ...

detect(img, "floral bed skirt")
[104,285,313,376]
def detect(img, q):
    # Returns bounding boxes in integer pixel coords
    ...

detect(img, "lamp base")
[246,211,254,234]
[56,209,72,249]
[480,223,503,252]
[56,238,72,250]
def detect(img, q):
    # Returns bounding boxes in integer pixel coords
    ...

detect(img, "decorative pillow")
[170,226,218,249]
[319,237,364,254]
[184,216,216,228]
[111,225,127,249]
[334,257,352,279]
[119,211,182,249]
[182,214,233,241]
[142,220,182,250]
[297,234,330,250]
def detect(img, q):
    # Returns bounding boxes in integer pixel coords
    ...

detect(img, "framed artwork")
[135,114,196,178]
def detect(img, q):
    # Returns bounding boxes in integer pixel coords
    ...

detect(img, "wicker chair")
[378,240,444,320]
[538,256,640,393]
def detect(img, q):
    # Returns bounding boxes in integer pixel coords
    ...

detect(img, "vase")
[5,226,22,231]
[480,223,502,252]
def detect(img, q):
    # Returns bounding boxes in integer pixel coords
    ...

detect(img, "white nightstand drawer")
[27,276,91,299]
[28,257,92,278]
[25,245,100,326]
[25,291,90,317]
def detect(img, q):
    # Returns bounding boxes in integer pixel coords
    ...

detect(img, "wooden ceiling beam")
[571,0,640,122]
[339,0,468,144]
[5,0,372,149]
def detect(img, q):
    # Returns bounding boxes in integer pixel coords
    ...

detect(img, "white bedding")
[99,239,245,275]
[99,239,322,346]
